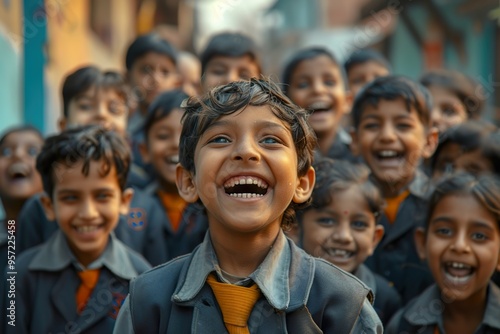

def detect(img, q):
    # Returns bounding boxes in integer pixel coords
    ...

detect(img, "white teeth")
[224,176,269,189]
[327,249,353,258]
[449,262,471,269]
[378,150,398,157]
[308,101,331,111]
[75,225,99,233]
[229,193,263,198]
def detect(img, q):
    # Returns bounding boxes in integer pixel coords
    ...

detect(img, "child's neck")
[1,197,26,221]
[380,178,412,198]
[158,180,180,195]
[316,127,339,156]
[442,288,487,334]
[210,224,281,278]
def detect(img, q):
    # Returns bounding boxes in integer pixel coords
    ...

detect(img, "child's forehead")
[73,86,126,101]
[1,130,43,146]
[360,98,419,118]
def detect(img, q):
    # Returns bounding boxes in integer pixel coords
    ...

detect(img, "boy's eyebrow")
[430,217,496,231]
[208,119,289,131]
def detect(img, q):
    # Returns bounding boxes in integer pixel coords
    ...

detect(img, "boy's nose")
[79,199,99,220]
[379,124,397,142]
[331,225,353,244]
[311,80,327,94]
[231,137,260,162]
[450,231,471,253]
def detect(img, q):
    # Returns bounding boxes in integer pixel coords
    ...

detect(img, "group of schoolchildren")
[1,29,499,334]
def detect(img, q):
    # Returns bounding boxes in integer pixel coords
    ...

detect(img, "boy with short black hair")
[139,89,208,262]
[199,32,262,92]
[351,75,438,304]
[125,33,180,181]
[5,126,151,334]
[16,67,166,266]
[114,78,382,333]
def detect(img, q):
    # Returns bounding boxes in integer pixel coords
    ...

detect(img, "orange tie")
[76,269,100,313]
[206,274,261,334]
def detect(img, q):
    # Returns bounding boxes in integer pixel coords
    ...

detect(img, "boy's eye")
[396,122,413,130]
[351,221,368,230]
[0,147,12,157]
[324,78,337,87]
[261,136,280,144]
[361,122,379,130]
[435,227,452,236]
[27,146,40,157]
[209,67,227,76]
[295,81,309,89]
[209,136,230,144]
[471,232,488,241]
[77,103,95,111]
[316,217,336,226]
[60,195,78,202]
[238,71,252,81]
[96,192,113,200]
[141,65,153,74]
[156,132,173,140]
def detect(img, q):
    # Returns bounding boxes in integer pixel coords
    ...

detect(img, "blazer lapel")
[74,269,128,332]
[51,268,78,323]
[380,197,419,248]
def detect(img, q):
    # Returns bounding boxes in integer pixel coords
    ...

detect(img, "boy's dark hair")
[420,69,484,119]
[426,173,500,230]
[143,89,189,142]
[36,125,131,198]
[343,48,392,75]
[352,75,433,129]
[199,32,261,76]
[297,157,384,223]
[125,33,178,70]
[179,78,317,228]
[0,125,43,147]
[281,47,346,95]
[431,120,497,174]
[62,66,129,118]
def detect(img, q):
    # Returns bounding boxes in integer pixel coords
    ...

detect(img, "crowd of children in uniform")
[1,29,499,333]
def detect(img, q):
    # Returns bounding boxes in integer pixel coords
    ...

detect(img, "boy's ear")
[119,188,134,215]
[367,224,385,256]
[138,142,150,164]
[176,164,199,203]
[343,90,354,115]
[414,227,427,261]
[58,117,67,131]
[422,126,439,159]
[293,166,315,204]
[350,128,360,156]
[40,194,56,221]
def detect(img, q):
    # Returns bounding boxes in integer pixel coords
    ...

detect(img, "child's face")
[416,194,500,302]
[62,87,128,136]
[347,61,390,98]
[301,185,383,273]
[128,52,179,107]
[176,105,314,235]
[428,85,468,133]
[433,143,493,182]
[41,160,133,267]
[287,55,349,137]
[201,55,260,93]
[0,130,43,201]
[141,109,184,191]
[352,98,437,191]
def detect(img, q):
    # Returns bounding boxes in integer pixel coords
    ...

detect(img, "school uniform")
[5,229,151,334]
[113,231,383,334]
[355,263,402,326]
[144,183,208,261]
[364,170,435,304]
[16,190,170,266]
[385,282,500,333]
[0,220,7,272]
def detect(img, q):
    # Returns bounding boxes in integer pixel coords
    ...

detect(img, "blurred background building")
[1,0,499,135]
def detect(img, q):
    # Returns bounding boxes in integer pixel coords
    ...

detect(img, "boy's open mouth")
[224,176,268,198]
[443,261,475,284]
[307,101,333,114]
[7,163,30,181]
[165,155,179,165]
[324,248,355,260]
[73,224,105,234]
[373,150,405,167]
